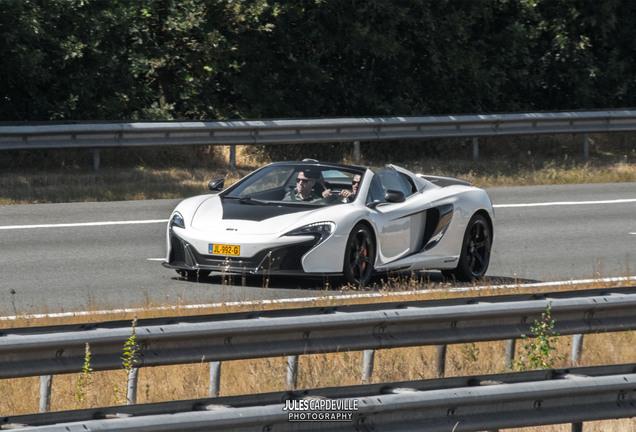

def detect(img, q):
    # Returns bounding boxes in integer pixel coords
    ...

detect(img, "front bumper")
[163,230,335,276]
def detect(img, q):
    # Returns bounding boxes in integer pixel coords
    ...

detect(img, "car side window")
[367,175,385,204]
[377,169,414,198]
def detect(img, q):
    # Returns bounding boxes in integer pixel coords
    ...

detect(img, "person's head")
[351,174,361,194]
[296,170,317,195]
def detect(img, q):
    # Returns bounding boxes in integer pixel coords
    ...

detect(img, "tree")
[2,0,636,122]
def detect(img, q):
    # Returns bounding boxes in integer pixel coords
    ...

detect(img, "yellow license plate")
[209,244,240,256]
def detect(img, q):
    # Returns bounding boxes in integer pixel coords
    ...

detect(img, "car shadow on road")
[173,271,540,292]
[170,271,332,290]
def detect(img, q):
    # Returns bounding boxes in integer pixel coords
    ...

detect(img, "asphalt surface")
[1,183,634,315]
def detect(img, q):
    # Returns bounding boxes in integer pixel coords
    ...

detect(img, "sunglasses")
[296,178,312,184]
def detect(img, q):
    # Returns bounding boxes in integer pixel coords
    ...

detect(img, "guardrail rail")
[3,285,636,380]
[4,363,636,431]
[3,109,636,168]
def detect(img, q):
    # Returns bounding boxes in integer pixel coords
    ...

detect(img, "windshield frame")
[220,161,367,206]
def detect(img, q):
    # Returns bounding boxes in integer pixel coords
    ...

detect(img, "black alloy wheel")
[343,224,376,286]
[444,213,492,281]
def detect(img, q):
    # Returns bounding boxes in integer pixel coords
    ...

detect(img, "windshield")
[224,163,365,206]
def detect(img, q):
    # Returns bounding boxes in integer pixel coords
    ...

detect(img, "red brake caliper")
[360,246,367,272]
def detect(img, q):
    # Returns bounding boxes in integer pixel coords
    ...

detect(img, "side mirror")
[366,190,406,209]
[208,178,225,192]
[385,189,406,203]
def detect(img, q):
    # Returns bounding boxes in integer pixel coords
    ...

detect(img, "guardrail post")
[472,137,479,161]
[353,141,361,165]
[571,334,584,366]
[92,149,100,171]
[505,339,516,368]
[229,145,236,170]
[126,368,139,405]
[583,133,589,161]
[39,375,52,413]
[209,361,221,397]
[286,355,299,390]
[362,349,375,383]
[436,345,447,377]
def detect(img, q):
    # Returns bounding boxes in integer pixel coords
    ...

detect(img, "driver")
[283,169,322,201]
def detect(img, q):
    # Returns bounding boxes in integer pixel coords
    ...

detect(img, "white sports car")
[163,160,494,285]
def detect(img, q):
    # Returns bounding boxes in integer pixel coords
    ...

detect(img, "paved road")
[1,183,634,315]
[486,183,635,282]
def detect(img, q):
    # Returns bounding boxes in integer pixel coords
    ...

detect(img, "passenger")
[340,174,361,202]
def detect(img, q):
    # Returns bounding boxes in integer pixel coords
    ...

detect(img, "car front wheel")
[443,213,492,281]
[343,224,375,286]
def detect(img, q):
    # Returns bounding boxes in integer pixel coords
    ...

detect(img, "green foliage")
[2,0,636,123]
[75,342,93,409]
[512,303,565,371]
[121,318,141,404]
[122,318,141,373]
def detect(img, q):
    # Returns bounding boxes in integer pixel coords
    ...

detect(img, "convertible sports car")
[163,160,494,285]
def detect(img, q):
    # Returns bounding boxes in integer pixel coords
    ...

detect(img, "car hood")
[190,195,325,235]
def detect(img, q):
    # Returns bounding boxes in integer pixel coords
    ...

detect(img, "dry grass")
[0,145,256,205]
[1,133,634,204]
[0,167,247,205]
[2,159,633,205]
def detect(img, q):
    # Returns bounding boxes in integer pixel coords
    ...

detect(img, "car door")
[366,169,428,266]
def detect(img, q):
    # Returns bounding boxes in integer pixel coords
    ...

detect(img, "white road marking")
[494,198,636,208]
[0,219,168,230]
[147,258,166,261]
[1,276,632,321]
[0,198,633,230]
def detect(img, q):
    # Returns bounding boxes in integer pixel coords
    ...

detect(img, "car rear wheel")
[343,224,375,286]
[443,213,492,281]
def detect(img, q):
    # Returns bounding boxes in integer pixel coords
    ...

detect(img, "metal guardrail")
[2,109,636,167]
[3,286,636,429]
[2,286,636,381]
[5,363,636,431]
[2,110,636,150]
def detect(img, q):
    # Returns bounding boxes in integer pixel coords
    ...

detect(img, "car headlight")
[285,222,335,245]
[170,212,185,229]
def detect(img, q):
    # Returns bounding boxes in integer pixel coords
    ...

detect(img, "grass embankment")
[2,278,636,432]
[0,133,634,204]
